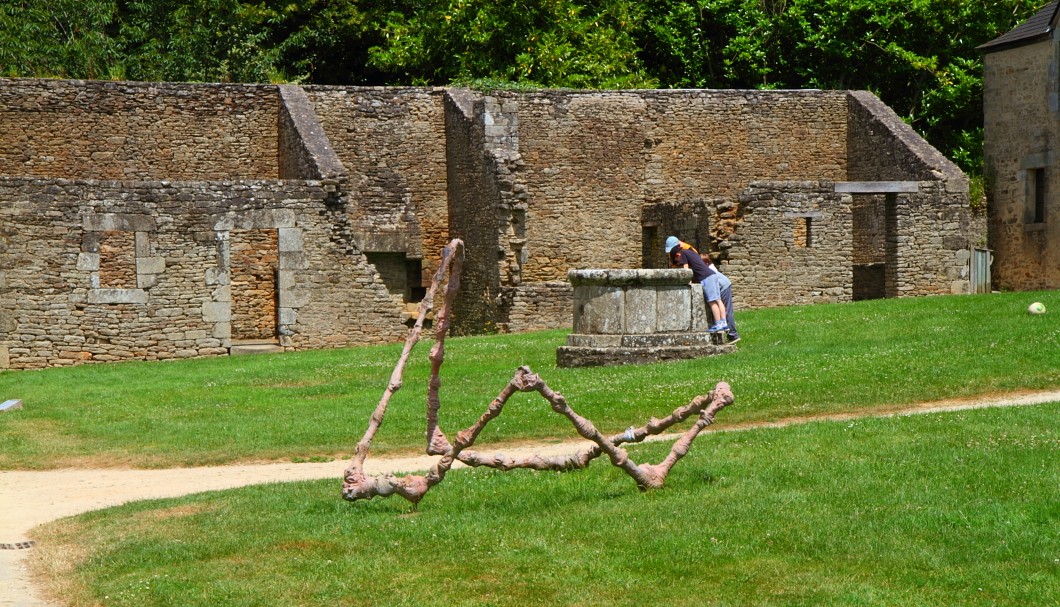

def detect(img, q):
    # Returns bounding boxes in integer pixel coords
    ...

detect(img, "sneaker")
[708,322,728,333]
[727,335,741,344]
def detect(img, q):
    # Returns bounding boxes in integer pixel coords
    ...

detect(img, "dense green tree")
[636,0,1044,171]
[364,0,654,88]
[0,0,121,78]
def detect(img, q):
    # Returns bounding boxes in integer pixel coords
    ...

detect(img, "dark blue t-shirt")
[671,247,712,282]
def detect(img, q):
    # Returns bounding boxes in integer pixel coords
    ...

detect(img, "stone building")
[0,78,975,369]
[981,1,1060,290]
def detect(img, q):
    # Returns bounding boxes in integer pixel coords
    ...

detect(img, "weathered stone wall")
[725,181,853,307]
[891,182,978,296]
[508,89,850,286]
[507,282,573,332]
[983,39,1060,290]
[0,177,405,369]
[303,87,450,274]
[0,80,982,367]
[0,79,279,180]
[443,91,506,333]
[278,85,348,181]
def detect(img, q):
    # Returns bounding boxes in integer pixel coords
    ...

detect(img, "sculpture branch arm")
[639,382,734,486]
[345,239,463,480]
[425,240,465,455]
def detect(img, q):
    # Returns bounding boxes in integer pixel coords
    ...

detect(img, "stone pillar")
[557,269,735,368]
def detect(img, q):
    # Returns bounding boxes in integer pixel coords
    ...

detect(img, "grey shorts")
[701,273,731,302]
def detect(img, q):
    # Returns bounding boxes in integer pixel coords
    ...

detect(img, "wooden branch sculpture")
[342,239,734,506]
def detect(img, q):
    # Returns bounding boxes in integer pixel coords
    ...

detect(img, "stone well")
[556,268,735,368]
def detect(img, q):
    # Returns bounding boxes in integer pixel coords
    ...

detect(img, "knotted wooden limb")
[342,239,464,503]
[342,239,735,506]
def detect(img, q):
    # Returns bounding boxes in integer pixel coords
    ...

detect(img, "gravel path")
[3,389,1058,607]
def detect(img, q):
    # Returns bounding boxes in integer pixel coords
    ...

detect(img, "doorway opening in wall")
[230,229,281,353]
[851,194,888,300]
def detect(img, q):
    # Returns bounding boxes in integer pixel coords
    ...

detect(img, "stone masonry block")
[88,289,148,304]
[278,307,297,325]
[136,257,165,275]
[205,268,230,286]
[76,253,100,271]
[279,251,308,270]
[213,321,232,339]
[137,273,158,289]
[656,286,691,332]
[135,232,152,256]
[202,301,231,323]
[83,213,156,232]
[624,286,657,334]
[278,227,304,252]
[585,285,625,334]
[0,309,15,333]
[277,270,296,290]
[281,287,311,308]
[690,284,711,331]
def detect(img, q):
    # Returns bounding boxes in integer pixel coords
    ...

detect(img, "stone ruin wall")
[304,87,451,284]
[0,177,405,369]
[491,89,851,327]
[0,79,279,181]
[846,92,976,296]
[0,79,978,367]
[725,181,853,307]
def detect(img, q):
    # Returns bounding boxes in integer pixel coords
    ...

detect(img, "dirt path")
[3,389,1058,607]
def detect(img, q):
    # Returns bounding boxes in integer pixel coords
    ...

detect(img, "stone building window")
[1029,167,1046,224]
[80,213,160,305]
[98,231,136,288]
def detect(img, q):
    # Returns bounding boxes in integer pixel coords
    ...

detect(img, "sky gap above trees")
[0,0,1047,175]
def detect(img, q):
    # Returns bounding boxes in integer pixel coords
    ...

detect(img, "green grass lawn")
[32,402,1059,607]
[2,290,1060,469]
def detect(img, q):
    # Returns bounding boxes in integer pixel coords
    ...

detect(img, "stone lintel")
[83,213,157,232]
[88,289,148,304]
[834,181,919,194]
[357,231,408,253]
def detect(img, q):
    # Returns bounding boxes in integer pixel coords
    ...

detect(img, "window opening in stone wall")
[793,217,813,248]
[641,224,659,268]
[1031,167,1046,224]
[230,229,279,342]
[407,258,426,303]
[98,230,136,288]
[365,252,416,303]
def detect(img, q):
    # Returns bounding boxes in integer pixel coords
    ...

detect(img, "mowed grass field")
[4,290,1059,606]
[1,291,1059,469]
[29,403,1058,607]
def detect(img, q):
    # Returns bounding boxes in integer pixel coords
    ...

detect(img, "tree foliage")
[0,0,1049,172]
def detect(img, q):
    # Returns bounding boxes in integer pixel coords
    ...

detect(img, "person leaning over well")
[664,236,740,344]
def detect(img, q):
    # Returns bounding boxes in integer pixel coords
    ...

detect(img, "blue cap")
[664,236,679,253]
